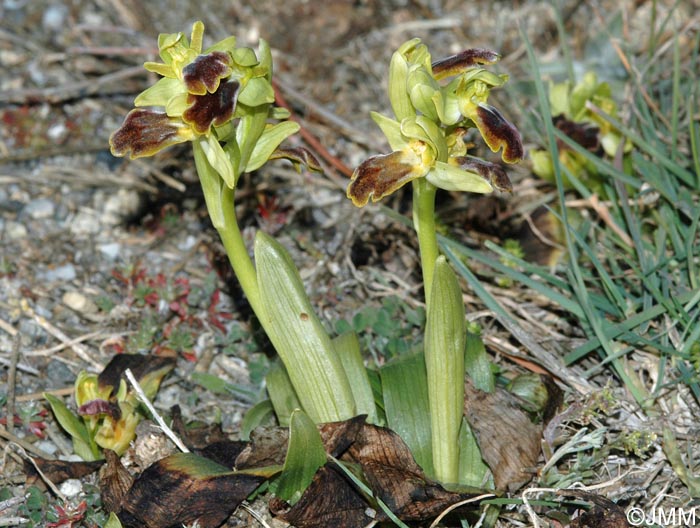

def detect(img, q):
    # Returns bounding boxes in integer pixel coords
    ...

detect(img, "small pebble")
[42,4,69,32]
[103,189,142,225]
[23,198,55,219]
[46,359,77,386]
[35,441,59,456]
[39,263,77,282]
[5,221,28,239]
[62,291,98,314]
[58,479,83,499]
[69,210,101,235]
[98,242,121,260]
[47,122,68,142]
[178,234,198,251]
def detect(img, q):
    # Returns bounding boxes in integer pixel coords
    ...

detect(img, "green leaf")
[193,139,225,228]
[204,36,237,55]
[245,121,300,172]
[231,46,259,67]
[241,400,275,441]
[255,232,355,423]
[275,409,327,504]
[266,361,301,427]
[465,326,495,393]
[201,134,236,188]
[44,392,100,461]
[380,352,433,476]
[424,256,465,484]
[134,77,181,108]
[44,393,90,447]
[191,371,257,402]
[662,427,700,497]
[104,513,124,528]
[332,332,378,423]
[408,67,440,122]
[457,417,491,487]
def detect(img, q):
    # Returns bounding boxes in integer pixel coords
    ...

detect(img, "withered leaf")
[170,404,229,447]
[24,456,102,489]
[270,464,375,528]
[516,205,565,267]
[559,490,629,528]
[235,415,365,469]
[98,354,176,396]
[235,426,289,469]
[115,453,264,528]
[347,423,482,521]
[99,450,134,513]
[464,379,542,491]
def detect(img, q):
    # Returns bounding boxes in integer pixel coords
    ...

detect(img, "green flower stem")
[217,185,263,318]
[412,178,439,304]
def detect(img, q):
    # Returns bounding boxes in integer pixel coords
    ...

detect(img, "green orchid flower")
[347,39,522,207]
[531,71,632,189]
[73,356,175,455]
[109,21,308,191]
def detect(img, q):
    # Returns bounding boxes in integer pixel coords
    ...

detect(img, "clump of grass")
[440,0,699,500]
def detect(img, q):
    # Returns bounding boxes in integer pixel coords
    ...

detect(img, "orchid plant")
[106,22,523,490]
[347,38,523,484]
[109,22,358,425]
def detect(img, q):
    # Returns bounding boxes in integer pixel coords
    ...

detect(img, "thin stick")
[0,316,18,336]
[0,65,146,105]
[21,299,103,370]
[428,493,495,528]
[6,335,21,436]
[7,444,66,502]
[0,358,39,376]
[22,331,102,357]
[16,386,74,403]
[0,427,53,459]
[123,368,189,453]
[238,502,273,528]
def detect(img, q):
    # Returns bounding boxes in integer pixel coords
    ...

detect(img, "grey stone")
[98,242,121,260]
[23,198,56,219]
[39,263,77,282]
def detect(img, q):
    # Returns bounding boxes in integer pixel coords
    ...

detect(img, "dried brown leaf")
[24,456,102,489]
[464,379,542,491]
[347,423,481,521]
[270,465,374,528]
[99,449,134,513]
[115,453,264,528]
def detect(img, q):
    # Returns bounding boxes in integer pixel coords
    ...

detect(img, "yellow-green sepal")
[245,121,300,172]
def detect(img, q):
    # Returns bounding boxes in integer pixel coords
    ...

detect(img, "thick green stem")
[216,185,263,318]
[412,178,439,304]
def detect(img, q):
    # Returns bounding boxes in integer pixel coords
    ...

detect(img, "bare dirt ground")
[1,0,699,526]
